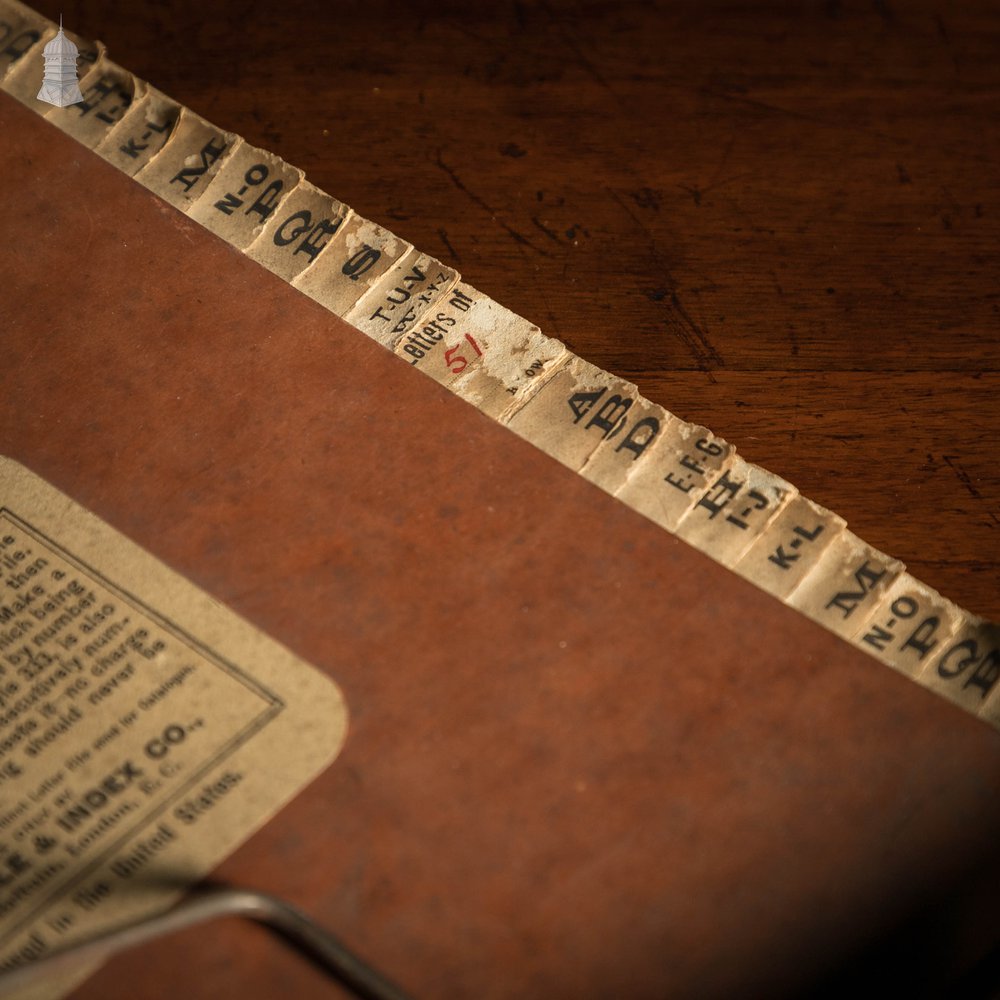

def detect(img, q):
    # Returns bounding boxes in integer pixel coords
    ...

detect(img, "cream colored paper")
[0,26,101,108]
[786,531,903,639]
[133,107,238,212]
[0,458,347,998]
[292,215,411,317]
[505,356,644,472]
[344,248,459,347]
[852,573,964,676]
[185,139,303,251]
[461,337,569,423]
[613,419,735,533]
[394,282,530,381]
[0,1,48,83]
[674,457,796,568]
[42,59,136,149]
[732,495,846,599]
[917,616,1000,721]
[245,180,351,283]
[92,85,179,176]
[394,282,568,422]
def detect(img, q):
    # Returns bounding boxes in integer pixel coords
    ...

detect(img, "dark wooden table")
[21,1,1000,995]
[51,0,998,620]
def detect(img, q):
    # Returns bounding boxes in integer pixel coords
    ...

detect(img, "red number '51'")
[444,333,483,374]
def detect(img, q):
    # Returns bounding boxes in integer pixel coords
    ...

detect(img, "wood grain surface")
[6,68,1000,1000]
[5,3,1000,997]
[40,0,999,621]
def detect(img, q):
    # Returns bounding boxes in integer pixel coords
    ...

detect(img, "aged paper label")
[0,1,48,82]
[852,572,964,677]
[292,215,411,317]
[344,248,459,347]
[394,282,568,422]
[186,139,303,251]
[0,25,101,108]
[577,396,674,496]
[92,85,179,176]
[785,530,903,639]
[505,356,645,472]
[0,458,347,997]
[674,458,796,568]
[732,494,846,599]
[134,107,237,212]
[43,59,136,149]
[245,180,351,284]
[613,419,735,533]
[916,615,1000,721]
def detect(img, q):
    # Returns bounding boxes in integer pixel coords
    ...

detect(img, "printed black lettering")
[56,761,144,832]
[862,624,893,652]
[966,648,1000,695]
[862,596,920,652]
[899,617,943,660]
[825,561,887,618]
[214,192,242,215]
[385,286,412,305]
[1,29,41,68]
[118,118,170,160]
[448,288,474,312]
[119,137,144,159]
[274,210,313,245]
[695,438,724,458]
[679,454,705,476]
[794,523,825,542]
[215,164,268,216]
[664,472,695,494]
[294,217,341,261]
[342,245,381,281]
[400,265,425,288]
[696,469,741,519]
[768,522,827,570]
[934,638,1000,696]
[585,395,632,439]
[726,489,768,530]
[171,138,227,192]
[614,417,660,460]
[938,639,977,680]
[568,389,604,424]
[246,180,284,221]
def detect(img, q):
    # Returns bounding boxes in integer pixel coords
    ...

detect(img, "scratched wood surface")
[50,0,1000,619]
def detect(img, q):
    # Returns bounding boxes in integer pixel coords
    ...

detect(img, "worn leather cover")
[2,93,999,999]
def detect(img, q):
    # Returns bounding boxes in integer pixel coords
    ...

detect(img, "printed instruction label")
[0,457,348,997]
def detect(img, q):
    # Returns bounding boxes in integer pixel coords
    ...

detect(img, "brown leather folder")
[3,93,1000,999]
